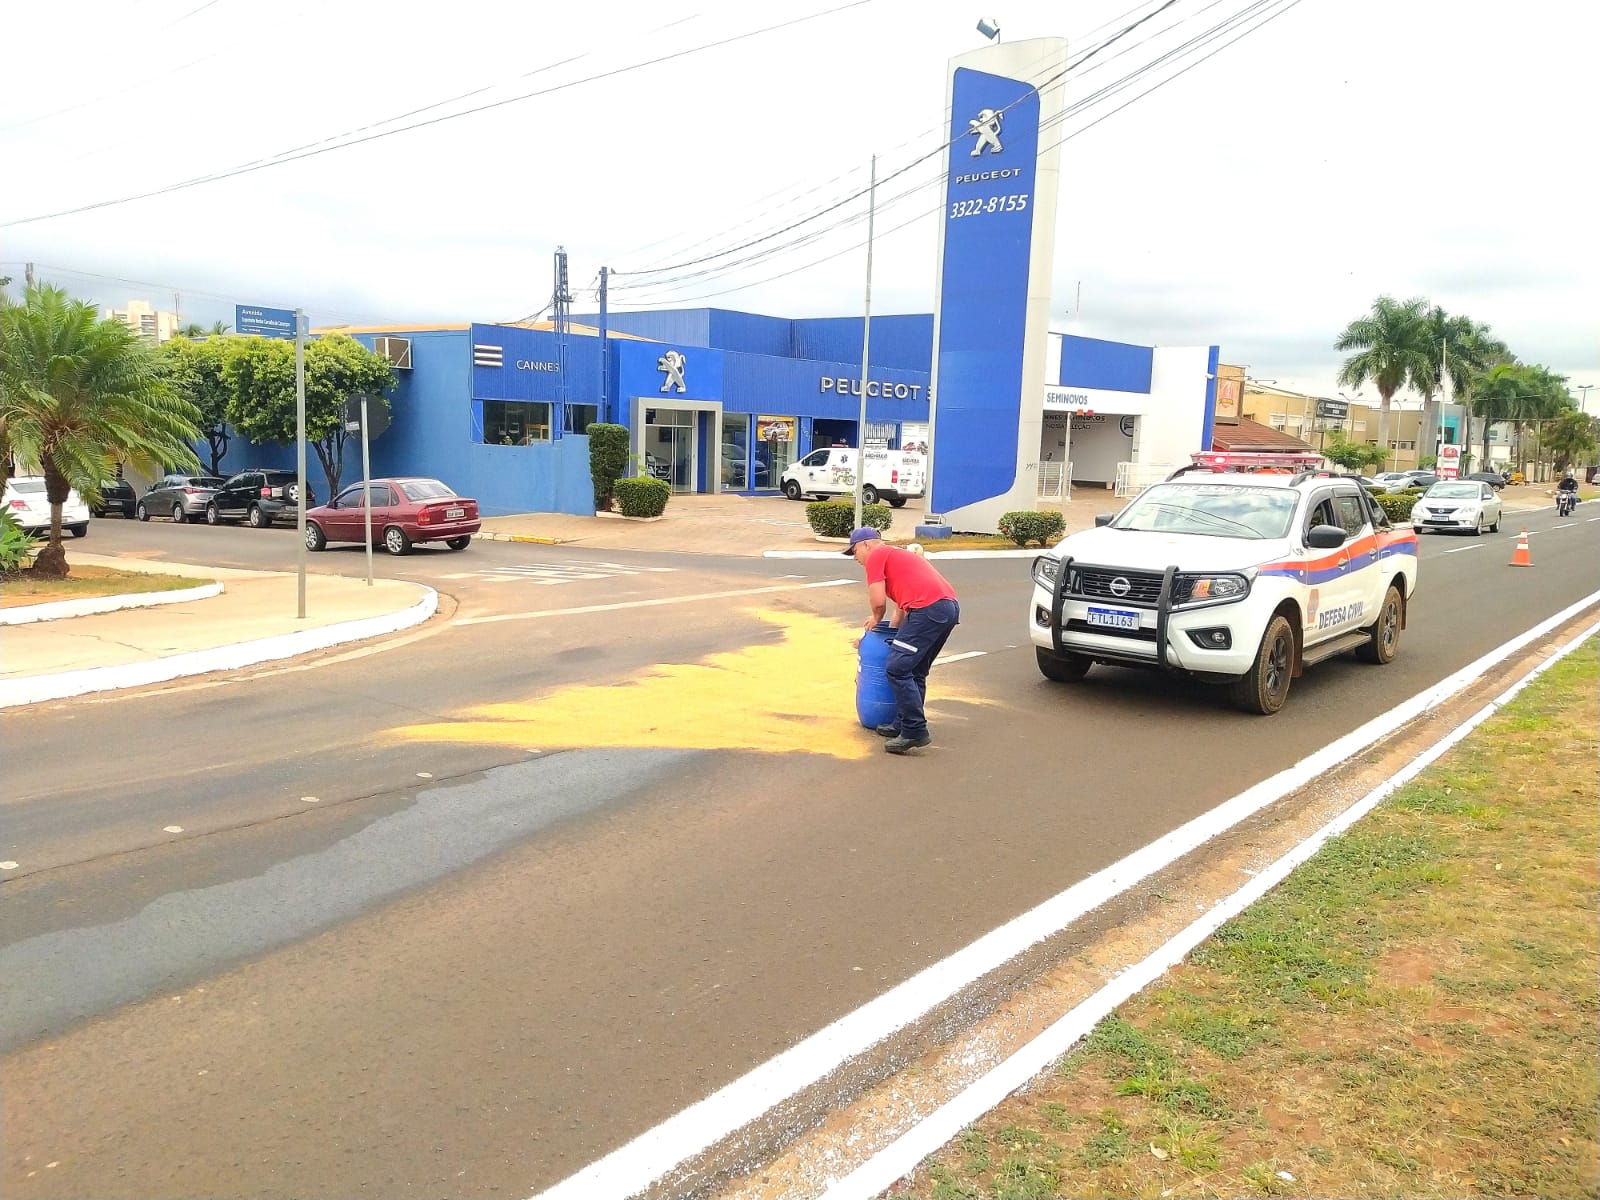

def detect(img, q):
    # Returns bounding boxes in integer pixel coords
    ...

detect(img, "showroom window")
[484,400,551,445]
[563,403,599,434]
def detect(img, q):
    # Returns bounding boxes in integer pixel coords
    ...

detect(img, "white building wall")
[1141,346,1213,470]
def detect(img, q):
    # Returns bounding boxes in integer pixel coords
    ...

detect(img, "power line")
[0,0,872,230]
[613,0,1182,283]
[613,0,1257,300]
[613,0,1309,310]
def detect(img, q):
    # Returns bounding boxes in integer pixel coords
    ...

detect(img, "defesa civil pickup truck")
[1028,455,1420,714]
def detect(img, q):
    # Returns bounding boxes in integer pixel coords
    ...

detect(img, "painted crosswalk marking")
[442,559,677,586]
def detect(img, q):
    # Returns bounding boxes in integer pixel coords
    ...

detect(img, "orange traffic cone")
[1510,528,1533,567]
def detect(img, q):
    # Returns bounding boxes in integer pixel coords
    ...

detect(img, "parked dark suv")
[92,477,138,518]
[205,469,312,528]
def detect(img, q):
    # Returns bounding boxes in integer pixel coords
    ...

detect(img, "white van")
[780,446,925,508]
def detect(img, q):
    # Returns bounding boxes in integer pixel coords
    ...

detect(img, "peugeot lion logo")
[657,349,687,394]
[1109,576,1132,598]
[967,108,1003,157]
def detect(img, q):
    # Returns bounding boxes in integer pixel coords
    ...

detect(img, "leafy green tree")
[1545,409,1598,473]
[1335,295,1435,451]
[224,334,394,496]
[1321,434,1386,472]
[0,284,200,577]
[158,335,234,473]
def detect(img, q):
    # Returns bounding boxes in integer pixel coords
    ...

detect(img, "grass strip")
[894,641,1599,1199]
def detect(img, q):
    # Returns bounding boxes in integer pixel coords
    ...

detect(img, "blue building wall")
[708,310,792,358]
[789,314,933,371]
[580,309,712,347]
[1058,334,1154,392]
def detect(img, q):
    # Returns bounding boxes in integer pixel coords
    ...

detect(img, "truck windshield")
[1111,483,1297,540]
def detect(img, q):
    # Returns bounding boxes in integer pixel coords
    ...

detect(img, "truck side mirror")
[1094,513,1115,527]
[1306,524,1347,550]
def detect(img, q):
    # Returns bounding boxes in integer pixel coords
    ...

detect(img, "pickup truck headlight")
[1174,571,1251,607]
[1032,555,1061,589]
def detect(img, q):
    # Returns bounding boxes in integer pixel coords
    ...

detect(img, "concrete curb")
[0,582,224,626]
[0,587,439,709]
[763,548,1043,561]
[477,532,569,545]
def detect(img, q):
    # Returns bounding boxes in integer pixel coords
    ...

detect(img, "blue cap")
[844,527,882,554]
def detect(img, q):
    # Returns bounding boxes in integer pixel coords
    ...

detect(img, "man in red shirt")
[844,527,961,755]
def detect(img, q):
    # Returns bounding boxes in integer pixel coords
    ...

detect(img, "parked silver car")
[137,474,225,523]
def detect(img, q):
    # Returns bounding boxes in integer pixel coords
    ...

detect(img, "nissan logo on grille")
[1109,576,1131,598]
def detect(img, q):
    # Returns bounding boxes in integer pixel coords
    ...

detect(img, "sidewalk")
[1,554,435,708]
[478,489,1127,556]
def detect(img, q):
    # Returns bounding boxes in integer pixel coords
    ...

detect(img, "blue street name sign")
[235,305,297,340]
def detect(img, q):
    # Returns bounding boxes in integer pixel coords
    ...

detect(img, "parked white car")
[1410,479,1502,535]
[3,476,90,538]
[1028,462,1420,714]
[780,446,924,507]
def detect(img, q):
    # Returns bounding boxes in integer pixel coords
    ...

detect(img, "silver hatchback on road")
[137,474,225,523]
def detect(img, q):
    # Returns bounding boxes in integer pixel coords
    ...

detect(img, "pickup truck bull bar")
[1050,556,1181,671]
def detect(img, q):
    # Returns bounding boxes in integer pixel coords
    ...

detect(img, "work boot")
[884,733,931,755]
[874,724,900,738]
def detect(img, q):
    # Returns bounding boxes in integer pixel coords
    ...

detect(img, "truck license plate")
[445,506,464,519]
[1087,606,1140,630]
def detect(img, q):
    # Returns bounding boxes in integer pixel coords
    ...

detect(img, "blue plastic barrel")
[856,621,899,729]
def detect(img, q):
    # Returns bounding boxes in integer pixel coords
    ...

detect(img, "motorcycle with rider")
[1556,470,1580,516]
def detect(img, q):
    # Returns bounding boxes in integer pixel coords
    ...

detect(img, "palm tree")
[2,285,202,577]
[1336,296,1435,454]
[1448,326,1510,469]
[1546,410,1598,473]
[176,320,231,339]
[1470,363,1533,470]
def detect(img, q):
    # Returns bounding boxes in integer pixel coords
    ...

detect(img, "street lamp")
[976,16,1001,40]
[1577,384,1595,415]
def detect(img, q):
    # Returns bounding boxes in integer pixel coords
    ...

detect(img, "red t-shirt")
[865,545,957,611]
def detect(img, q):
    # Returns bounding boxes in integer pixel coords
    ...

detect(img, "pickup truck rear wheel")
[1229,614,1294,715]
[1356,584,1402,665]
[1036,647,1091,682]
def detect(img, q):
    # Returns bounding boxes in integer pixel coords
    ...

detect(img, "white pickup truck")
[780,446,925,508]
[1027,458,1420,714]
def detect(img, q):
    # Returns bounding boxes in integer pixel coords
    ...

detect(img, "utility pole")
[853,155,876,532]
[552,247,571,439]
[24,262,35,288]
[597,266,610,425]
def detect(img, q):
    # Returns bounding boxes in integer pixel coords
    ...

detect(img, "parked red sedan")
[304,477,480,555]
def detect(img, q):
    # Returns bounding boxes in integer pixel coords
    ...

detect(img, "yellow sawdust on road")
[388,607,988,760]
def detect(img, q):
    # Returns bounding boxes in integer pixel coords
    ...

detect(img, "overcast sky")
[3,0,1594,412]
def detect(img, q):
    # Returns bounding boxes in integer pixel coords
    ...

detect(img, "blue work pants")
[885,598,960,738]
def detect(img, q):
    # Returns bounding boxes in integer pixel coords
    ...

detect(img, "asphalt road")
[2,504,1596,1199]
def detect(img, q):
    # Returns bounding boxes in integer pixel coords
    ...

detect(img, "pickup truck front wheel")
[1229,614,1294,715]
[1036,647,1091,682]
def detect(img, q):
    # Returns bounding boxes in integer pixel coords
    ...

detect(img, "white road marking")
[415,772,432,779]
[1589,517,1600,523]
[822,614,1600,1200]
[454,579,854,627]
[1443,544,1485,554]
[163,825,183,833]
[1555,522,1577,529]
[0,862,18,871]
[529,587,1600,1200]
[936,650,987,665]
[300,796,320,804]
[452,559,678,587]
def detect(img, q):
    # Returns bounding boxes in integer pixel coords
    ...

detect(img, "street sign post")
[294,310,307,618]
[235,305,297,341]
[343,394,388,586]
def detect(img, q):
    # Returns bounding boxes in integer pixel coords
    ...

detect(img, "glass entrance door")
[645,408,697,493]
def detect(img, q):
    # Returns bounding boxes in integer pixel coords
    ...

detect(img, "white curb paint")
[0,588,438,709]
[529,586,1600,1200]
[824,615,1600,1200]
[0,583,223,626]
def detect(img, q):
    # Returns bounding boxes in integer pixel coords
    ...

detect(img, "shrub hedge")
[613,476,671,518]
[1372,493,1418,524]
[997,509,1066,547]
[587,423,630,511]
[806,499,891,538]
